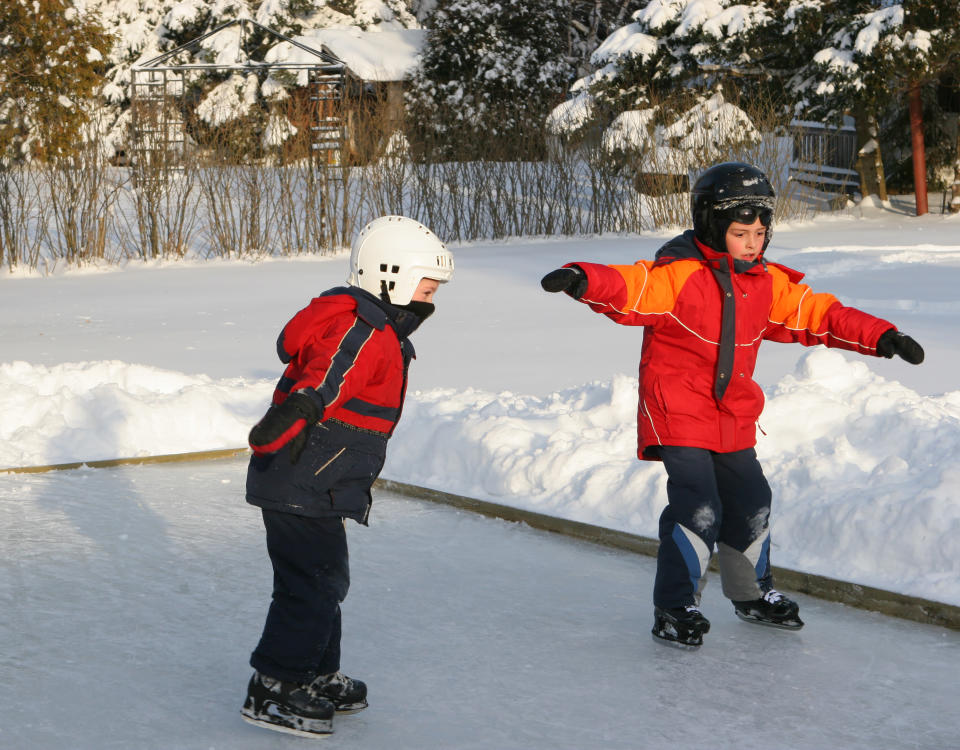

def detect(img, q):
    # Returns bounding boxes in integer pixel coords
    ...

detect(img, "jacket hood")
[323,285,425,340]
[654,230,765,275]
[654,230,703,264]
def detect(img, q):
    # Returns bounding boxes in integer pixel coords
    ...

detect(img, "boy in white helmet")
[241,215,453,738]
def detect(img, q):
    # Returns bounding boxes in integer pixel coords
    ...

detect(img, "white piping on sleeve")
[632,263,650,311]
[641,397,663,446]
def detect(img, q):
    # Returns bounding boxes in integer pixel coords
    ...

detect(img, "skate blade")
[734,611,804,630]
[334,700,368,714]
[651,632,701,650]
[241,710,333,738]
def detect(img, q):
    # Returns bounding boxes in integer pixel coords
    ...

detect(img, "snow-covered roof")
[274,28,427,82]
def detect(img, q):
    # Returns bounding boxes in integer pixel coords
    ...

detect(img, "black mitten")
[876,329,924,365]
[540,266,587,299]
[249,391,321,464]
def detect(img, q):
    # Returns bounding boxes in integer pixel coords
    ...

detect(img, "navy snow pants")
[250,509,349,684]
[654,446,773,609]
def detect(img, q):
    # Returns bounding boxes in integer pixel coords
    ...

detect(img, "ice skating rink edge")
[373,478,960,633]
[3,447,957,631]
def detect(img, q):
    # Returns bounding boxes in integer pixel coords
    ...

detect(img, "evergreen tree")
[567,1,644,75]
[407,0,575,158]
[800,0,960,195]
[555,0,959,200]
[0,0,113,163]
[581,1,829,121]
[547,0,821,173]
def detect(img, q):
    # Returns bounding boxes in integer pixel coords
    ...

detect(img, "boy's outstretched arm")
[766,266,924,365]
[541,261,687,329]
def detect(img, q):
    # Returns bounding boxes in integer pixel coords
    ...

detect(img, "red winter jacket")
[246,287,421,523]
[272,287,415,436]
[570,231,895,460]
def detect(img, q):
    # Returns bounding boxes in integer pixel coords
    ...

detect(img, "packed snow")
[2,199,959,610]
[269,28,427,82]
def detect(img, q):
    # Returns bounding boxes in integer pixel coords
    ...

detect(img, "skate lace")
[761,589,785,604]
[313,671,348,690]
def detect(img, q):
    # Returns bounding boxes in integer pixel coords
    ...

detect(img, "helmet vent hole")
[391,265,399,273]
[379,263,387,272]
[388,281,395,290]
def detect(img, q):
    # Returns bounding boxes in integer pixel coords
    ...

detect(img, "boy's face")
[724,218,767,262]
[411,278,440,303]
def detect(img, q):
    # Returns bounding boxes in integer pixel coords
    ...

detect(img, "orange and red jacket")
[570,231,895,460]
[272,287,415,436]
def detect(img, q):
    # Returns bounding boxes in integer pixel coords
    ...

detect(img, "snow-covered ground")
[2,200,960,611]
[2,459,957,750]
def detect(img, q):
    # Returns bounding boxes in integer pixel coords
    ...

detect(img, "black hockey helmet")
[691,162,775,254]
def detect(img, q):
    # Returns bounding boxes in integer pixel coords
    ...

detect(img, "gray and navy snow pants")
[250,509,349,684]
[653,446,773,609]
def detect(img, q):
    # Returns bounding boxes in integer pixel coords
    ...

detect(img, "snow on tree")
[406,0,575,158]
[547,1,815,147]
[81,0,418,158]
[596,91,761,186]
[566,1,645,76]
[0,0,113,163]
[196,72,260,127]
[407,0,437,22]
[587,1,782,111]
[548,0,782,185]
[550,0,959,205]
[801,0,960,202]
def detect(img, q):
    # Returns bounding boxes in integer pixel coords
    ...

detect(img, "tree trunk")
[951,113,960,214]
[909,84,928,216]
[853,106,887,201]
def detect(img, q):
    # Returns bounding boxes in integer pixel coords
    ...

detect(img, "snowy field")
[2,199,959,609]
[2,458,958,750]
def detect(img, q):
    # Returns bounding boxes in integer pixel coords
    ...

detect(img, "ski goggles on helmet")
[714,196,775,225]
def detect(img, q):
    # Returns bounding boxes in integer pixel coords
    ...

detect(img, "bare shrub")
[196,162,275,258]
[722,93,822,223]
[115,158,201,261]
[0,165,49,271]
[274,163,322,255]
[42,145,123,266]
[8,81,829,273]
[273,161,357,255]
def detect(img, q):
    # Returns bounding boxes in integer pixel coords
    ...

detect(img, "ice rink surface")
[2,457,957,749]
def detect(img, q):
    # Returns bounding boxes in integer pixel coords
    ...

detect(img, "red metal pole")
[909,85,928,216]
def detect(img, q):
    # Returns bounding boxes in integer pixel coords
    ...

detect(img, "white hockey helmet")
[348,215,454,306]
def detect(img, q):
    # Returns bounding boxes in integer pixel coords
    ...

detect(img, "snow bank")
[387,349,960,605]
[0,361,270,467]
[3,350,959,605]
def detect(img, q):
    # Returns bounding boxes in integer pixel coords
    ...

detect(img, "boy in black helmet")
[541,162,924,648]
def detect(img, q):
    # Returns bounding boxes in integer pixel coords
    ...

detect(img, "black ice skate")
[733,589,804,629]
[309,670,368,712]
[652,605,711,649]
[241,671,335,738]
